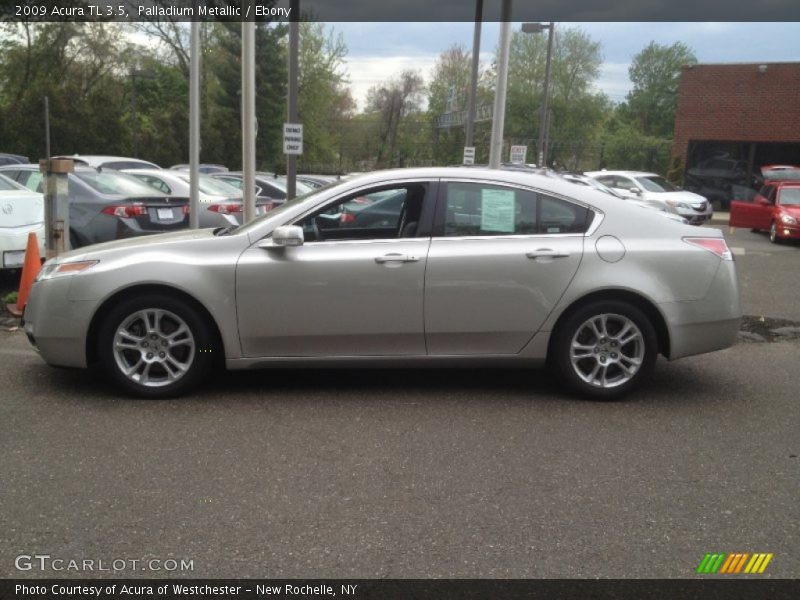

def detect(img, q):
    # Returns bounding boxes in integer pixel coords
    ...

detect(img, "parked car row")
[0,155,341,251]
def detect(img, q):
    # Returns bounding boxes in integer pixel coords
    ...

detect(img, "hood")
[58,227,218,262]
[0,190,44,228]
[779,204,800,217]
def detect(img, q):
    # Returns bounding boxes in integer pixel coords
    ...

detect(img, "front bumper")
[675,209,713,225]
[23,278,95,368]
[775,222,800,239]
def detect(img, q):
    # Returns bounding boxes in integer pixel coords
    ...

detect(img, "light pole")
[521,22,554,167]
[488,0,512,169]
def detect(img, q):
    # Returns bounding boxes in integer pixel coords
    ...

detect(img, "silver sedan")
[22,168,741,400]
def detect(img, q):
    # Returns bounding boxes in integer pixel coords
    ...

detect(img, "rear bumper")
[0,223,46,268]
[660,260,741,360]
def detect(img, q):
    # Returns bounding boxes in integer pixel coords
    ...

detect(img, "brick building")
[672,62,800,208]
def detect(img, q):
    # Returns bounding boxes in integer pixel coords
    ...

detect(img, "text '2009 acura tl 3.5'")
[22,168,741,400]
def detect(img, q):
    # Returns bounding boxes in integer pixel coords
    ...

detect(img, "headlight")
[665,200,690,210]
[780,213,797,225]
[35,260,99,282]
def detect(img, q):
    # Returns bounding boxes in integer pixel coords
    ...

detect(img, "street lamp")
[521,22,554,167]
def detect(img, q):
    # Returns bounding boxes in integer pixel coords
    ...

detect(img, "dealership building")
[671,62,800,208]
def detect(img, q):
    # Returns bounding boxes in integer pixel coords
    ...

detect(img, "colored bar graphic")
[758,553,773,573]
[698,552,773,574]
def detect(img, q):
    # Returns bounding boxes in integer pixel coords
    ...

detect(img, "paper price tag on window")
[481,189,515,233]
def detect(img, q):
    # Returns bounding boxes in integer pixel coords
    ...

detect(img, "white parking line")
[731,247,746,256]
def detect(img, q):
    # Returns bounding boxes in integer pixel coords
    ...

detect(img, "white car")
[585,170,713,225]
[0,174,45,269]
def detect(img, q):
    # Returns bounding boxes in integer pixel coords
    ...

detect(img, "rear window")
[74,170,164,196]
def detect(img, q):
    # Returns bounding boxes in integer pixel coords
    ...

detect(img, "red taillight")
[683,237,733,260]
[182,205,190,215]
[101,203,148,218]
[340,212,356,224]
[208,203,243,214]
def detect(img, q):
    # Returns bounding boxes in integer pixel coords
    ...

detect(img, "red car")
[729,166,800,243]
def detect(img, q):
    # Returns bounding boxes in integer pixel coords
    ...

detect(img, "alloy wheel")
[569,313,645,388]
[112,308,196,387]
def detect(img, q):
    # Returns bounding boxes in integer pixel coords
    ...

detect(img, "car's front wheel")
[552,301,658,400]
[97,295,216,398]
[769,221,781,244]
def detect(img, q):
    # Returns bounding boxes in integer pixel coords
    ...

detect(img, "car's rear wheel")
[769,221,781,244]
[97,295,215,398]
[552,301,657,400]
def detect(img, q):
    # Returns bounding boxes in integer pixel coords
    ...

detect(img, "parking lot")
[1,221,798,579]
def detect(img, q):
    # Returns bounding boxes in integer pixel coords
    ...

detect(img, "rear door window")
[440,182,591,236]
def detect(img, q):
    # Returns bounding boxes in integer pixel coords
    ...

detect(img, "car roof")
[53,155,160,168]
[584,170,658,177]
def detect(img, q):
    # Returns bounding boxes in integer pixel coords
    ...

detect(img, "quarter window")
[441,183,591,236]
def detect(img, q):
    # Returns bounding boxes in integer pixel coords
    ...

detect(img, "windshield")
[74,170,164,196]
[635,176,678,193]
[779,187,800,205]
[232,179,349,236]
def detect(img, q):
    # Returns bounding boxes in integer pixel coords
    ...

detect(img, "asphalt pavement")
[0,216,798,580]
[1,329,798,579]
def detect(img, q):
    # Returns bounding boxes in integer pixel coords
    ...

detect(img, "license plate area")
[3,250,25,268]
[157,208,175,220]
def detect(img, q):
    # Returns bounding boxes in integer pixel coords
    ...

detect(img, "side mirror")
[629,187,642,195]
[270,225,304,247]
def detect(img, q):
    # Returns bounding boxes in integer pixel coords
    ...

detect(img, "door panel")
[236,240,429,357]
[729,200,772,229]
[425,236,583,354]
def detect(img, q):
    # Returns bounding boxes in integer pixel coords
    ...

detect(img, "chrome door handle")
[526,248,571,259]
[375,253,420,264]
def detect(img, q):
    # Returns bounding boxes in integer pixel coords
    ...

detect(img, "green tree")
[624,41,697,138]
[427,44,493,165]
[297,22,355,172]
[505,26,607,168]
[0,23,134,160]
[363,70,426,168]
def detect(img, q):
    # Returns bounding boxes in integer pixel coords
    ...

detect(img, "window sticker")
[480,188,515,233]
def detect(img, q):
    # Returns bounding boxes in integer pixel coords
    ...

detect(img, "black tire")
[769,221,781,244]
[97,294,216,398]
[551,300,658,400]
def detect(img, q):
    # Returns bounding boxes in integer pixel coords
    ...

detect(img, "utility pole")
[286,0,299,199]
[488,0,512,169]
[540,23,555,167]
[242,21,257,223]
[189,19,201,229]
[464,0,483,149]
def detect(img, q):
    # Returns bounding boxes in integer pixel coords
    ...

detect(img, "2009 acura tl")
[22,168,741,400]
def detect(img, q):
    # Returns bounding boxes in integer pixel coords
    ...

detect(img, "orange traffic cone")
[7,232,42,317]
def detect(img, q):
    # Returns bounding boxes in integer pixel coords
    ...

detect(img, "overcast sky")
[331,22,800,110]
